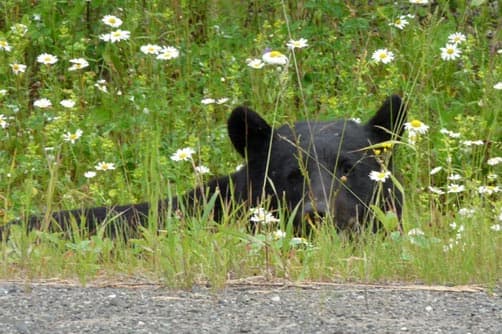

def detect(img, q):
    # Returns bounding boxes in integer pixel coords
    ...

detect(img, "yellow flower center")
[410,120,423,128]
[447,48,454,54]
[379,53,387,59]
[269,51,283,58]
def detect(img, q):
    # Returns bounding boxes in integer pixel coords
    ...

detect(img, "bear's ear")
[228,106,273,158]
[366,94,407,141]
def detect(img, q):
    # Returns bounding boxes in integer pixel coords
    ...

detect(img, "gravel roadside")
[0,280,500,334]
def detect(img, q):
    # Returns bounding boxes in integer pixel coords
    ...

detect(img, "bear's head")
[227,95,406,232]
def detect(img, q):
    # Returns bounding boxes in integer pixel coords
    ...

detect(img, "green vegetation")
[0,1,500,288]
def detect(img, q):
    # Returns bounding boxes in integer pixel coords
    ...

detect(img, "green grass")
[0,1,500,288]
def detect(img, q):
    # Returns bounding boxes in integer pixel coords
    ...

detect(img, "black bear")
[1,95,406,237]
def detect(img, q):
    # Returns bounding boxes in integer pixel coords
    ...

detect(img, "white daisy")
[440,128,461,138]
[272,230,286,240]
[140,44,162,55]
[448,174,462,181]
[68,58,89,71]
[440,43,461,61]
[369,170,391,182]
[448,32,466,45]
[194,165,211,175]
[33,98,52,108]
[447,184,465,193]
[290,237,309,247]
[99,33,111,42]
[478,186,500,195]
[408,228,425,236]
[428,186,445,195]
[10,63,27,75]
[156,46,180,60]
[0,114,8,128]
[389,16,409,30]
[95,161,116,171]
[286,38,309,49]
[250,207,280,225]
[84,171,96,178]
[201,98,215,105]
[216,97,229,104]
[458,208,475,217]
[405,120,429,135]
[102,15,123,28]
[62,129,83,144]
[371,48,395,64]
[487,157,502,166]
[0,40,12,52]
[461,140,484,147]
[94,79,108,93]
[60,99,76,108]
[262,51,288,65]
[246,58,265,69]
[171,147,195,161]
[494,82,502,90]
[37,53,58,65]
[100,29,130,43]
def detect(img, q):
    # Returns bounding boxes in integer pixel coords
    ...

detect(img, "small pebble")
[270,295,281,302]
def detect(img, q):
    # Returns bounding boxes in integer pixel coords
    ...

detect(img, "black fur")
[1,95,406,238]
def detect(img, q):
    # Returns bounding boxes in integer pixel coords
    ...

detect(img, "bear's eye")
[287,168,303,181]
[338,160,353,175]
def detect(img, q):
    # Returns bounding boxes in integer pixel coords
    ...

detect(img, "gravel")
[0,280,500,334]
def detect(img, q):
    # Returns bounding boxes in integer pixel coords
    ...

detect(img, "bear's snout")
[302,201,328,226]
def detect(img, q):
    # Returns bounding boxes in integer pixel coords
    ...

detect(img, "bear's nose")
[302,202,327,226]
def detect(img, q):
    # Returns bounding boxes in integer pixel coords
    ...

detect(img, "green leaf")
[371,205,400,232]
[471,0,487,6]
